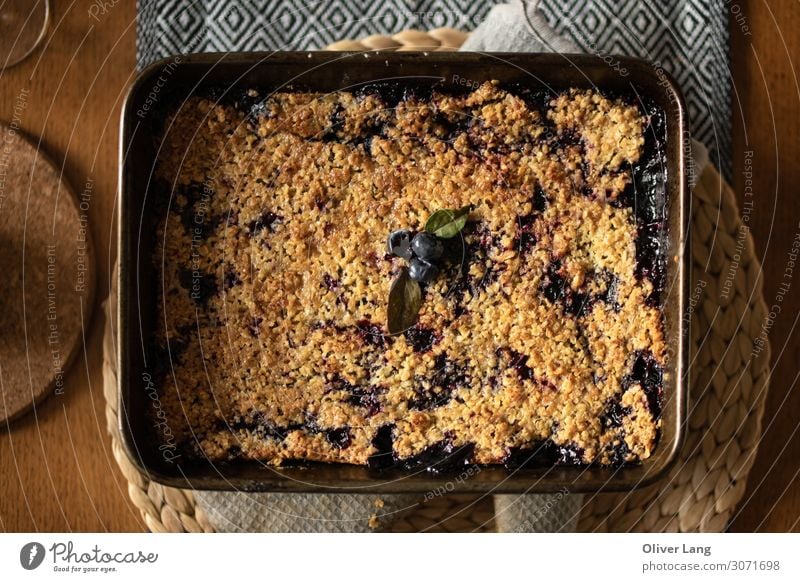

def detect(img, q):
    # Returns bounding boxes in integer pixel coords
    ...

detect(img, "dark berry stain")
[623,350,663,419]
[409,354,469,411]
[368,426,477,473]
[607,440,631,467]
[541,261,593,317]
[446,221,504,317]
[174,182,218,239]
[325,427,353,450]
[322,102,346,142]
[149,331,188,384]
[322,274,340,292]
[223,269,241,290]
[326,374,384,417]
[598,270,621,311]
[404,326,440,353]
[399,437,476,473]
[514,213,538,254]
[503,440,585,468]
[227,413,301,442]
[178,268,218,306]
[347,390,383,418]
[434,111,473,143]
[221,89,274,121]
[554,127,583,150]
[557,443,585,465]
[498,348,535,381]
[514,186,547,253]
[601,397,632,428]
[611,102,667,306]
[247,316,263,337]
[356,320,387,348]
[532,184,548,212]
[367,424,395,469]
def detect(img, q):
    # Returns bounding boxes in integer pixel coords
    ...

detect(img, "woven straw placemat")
[103,30,770,532]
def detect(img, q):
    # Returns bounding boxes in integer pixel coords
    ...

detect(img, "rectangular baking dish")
[118,51,688,493]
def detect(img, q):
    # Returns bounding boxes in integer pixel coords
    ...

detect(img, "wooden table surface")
[0,0,798,532]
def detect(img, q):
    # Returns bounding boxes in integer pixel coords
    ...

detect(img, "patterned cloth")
[137,0,730,176]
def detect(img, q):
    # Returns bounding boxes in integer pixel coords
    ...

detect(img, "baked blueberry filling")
[152,82,668,470]
[325,427,353,450]
[409,354,469,411]
[502,440,585,469]
[601,397,632,428]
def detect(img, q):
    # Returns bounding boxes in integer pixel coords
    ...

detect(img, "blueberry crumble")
[151,82,667,468]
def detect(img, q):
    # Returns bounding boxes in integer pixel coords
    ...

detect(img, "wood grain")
[727,0,800,533]
[0,0,142,532]
[0,0,797,532]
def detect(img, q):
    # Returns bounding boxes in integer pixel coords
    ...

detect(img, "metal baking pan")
[118,52,688,493]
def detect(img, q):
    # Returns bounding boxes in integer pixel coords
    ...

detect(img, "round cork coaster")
[0,122,95,424]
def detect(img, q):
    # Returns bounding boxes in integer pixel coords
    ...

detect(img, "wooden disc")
[0,122,95,424]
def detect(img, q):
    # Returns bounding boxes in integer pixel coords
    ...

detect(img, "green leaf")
[425,205,472,239]
[387,268,422,334]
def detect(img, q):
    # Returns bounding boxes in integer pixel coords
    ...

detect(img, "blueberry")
[411,232,444,261]
[409,257,439,283]
[387,229,412,260]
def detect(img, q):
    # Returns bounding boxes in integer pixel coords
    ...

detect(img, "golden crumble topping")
[151,82,667,469]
